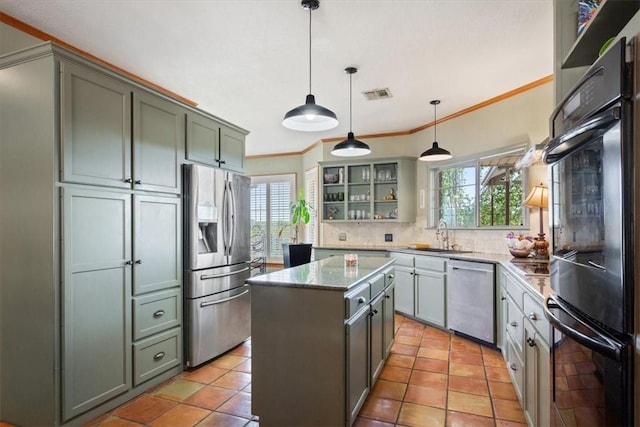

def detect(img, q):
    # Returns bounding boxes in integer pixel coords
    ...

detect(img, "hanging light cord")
[349,72,353,132]
[308,7,312,94]
[433,102,437,141]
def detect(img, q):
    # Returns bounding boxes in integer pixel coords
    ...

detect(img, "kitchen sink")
[409,247,473,254]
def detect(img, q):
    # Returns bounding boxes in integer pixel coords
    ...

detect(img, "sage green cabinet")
[320,157,416,223]
[133,194,181,295]
[389,252,414,316]
[133,90,184,194]
[499,265,551,427]
[415,268,446,328]
[186,112,246,173]
[62,187,132,420]
[61,60,132,189]
[346,298,370,427]
[313,247,388,260]
[61,62,185,194]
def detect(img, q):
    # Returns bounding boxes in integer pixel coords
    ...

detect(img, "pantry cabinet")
[319,157,416,223]
[0,42,246,426]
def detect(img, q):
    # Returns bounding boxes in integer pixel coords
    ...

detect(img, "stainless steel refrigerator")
[183,164,251,368]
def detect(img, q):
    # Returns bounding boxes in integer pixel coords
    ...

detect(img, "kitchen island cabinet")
[247,257,395,427]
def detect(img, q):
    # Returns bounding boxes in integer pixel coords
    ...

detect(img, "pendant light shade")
[332,67,371,157]
[419,100,452,162]
[282,0,338,132]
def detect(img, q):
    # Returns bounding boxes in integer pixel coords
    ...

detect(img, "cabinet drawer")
[133,327,181,386]
[506,295,524,356]
[505,337,524,403]
[415,255,446,272]
[370,273,386,298]
[345,283,370,319]
[133,288,181,340]
[523,293,550,344]
[390,252,414,268]
[505,273,524,310]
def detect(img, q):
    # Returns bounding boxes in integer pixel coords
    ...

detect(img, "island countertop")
[246,256,395,291]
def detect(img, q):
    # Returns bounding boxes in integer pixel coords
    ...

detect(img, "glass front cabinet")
[320,157,416,223]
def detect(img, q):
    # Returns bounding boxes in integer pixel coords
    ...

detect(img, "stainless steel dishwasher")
[446,259,495,344]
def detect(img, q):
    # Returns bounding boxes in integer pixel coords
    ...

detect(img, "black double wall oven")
[542,38,635,426]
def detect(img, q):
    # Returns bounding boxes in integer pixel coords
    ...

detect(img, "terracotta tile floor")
[15,314,527,427]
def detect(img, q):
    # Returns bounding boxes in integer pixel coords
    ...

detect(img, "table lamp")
[523,183,549,259]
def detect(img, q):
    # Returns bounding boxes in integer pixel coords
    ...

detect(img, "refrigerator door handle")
[200,289,249,308]
[227,180,236,256]
[222,178,230,256]
[200,266,250,280]
[543,296,622,361]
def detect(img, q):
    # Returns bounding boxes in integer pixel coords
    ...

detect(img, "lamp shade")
[523,183,549,209]
[282,94,338,131]
[331,132,371,157]
[419,142,452,162]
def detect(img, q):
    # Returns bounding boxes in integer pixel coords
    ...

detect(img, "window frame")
[250,173,297,263]
[427,145,530,230]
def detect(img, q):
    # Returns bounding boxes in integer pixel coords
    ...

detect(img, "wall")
[319,82,554,254]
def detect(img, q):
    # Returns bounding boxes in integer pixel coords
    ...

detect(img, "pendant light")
[331,67,371,157]
[419,100,452,162]
[282,0,338,132]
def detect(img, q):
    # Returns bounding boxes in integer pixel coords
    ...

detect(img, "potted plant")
[280,188,314,268]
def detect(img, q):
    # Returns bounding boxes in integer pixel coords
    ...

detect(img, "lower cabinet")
[499,265,550,427]
[346,302,371,426]
[389,251,446,328]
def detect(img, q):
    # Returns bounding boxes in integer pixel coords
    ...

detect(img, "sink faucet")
[436,218,449,250]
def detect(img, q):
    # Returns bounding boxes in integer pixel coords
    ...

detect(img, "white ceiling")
[0,0,554,157]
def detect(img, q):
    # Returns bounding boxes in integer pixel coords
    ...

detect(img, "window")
[430,147,526,228]
[250,174,295,262]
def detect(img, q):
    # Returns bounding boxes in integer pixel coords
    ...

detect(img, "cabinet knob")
[219,159,226,165]
[373,309,378,315]
[385,294,391,299]
[153,310,165,319]
[509,321,518,327]
[357,296,366,304]
[135,259,142,265]
[124,260,133,266]
[134,180,142,185]
[388,274,394,279]
[509,363,517,371]
[501,296,506,301]
[528,312,538,321]
[527,337,536,347]
[123,178,132,183]
[153,351,166,361]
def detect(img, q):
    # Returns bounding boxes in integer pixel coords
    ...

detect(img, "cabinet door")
[370,294,385,383]
[186,112,220,166]
[133,194,181,295]
[524,321,550,427]
[62,187,132,420]
[415,269,446,327]
[133,91,185,194]
[219,125,245,173]
[346,306,370,427]
[394,266,414,316]
[382,283,395,357]
[61,61,132,188]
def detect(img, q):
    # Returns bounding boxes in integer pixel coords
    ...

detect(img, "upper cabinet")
[60,60,184,194]
[320,157,416,223]
[186,112,246,173]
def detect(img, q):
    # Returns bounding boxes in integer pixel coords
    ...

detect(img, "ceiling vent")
[362,88,393,101]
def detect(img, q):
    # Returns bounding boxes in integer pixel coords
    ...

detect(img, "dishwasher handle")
[449,265,492,274]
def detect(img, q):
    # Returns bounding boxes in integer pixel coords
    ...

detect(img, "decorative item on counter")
[506,231,535,258]
[344,253,358,267]
[523,183,549,259]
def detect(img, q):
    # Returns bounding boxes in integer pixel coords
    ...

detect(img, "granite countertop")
[246,256,395,292]
[313,245,552,298]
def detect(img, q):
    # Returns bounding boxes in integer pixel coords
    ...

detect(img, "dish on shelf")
[324,174,338,184]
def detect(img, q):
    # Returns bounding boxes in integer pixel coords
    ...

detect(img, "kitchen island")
[247,256,395,427]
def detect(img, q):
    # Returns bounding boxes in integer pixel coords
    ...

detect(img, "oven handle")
[543,296,621,361]
[200,289,249,308]
[544,107,620,163]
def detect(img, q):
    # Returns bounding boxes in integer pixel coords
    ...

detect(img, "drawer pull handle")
[527,337,536,347]
[153,310,165,319]
[509,363,517,371]
[154,351,165,361]
[357,296,366,304]
[510,321,518,327]
[528,312,538,321]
